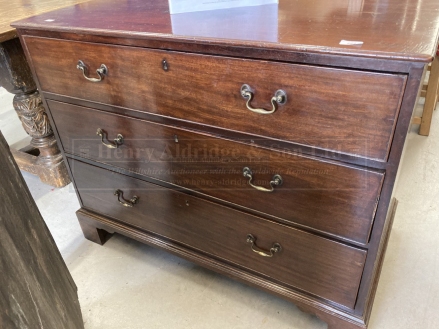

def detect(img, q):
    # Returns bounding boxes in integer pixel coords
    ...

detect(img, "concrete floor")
[1,87,438,329]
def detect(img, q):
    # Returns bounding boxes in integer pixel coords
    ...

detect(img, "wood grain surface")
[70,157,367,309]
[11,0,439,61]
[28,37,406,160]
[0,132,84,329]
[77,207,370,328]
[0,0,90,42]
[0,38,36,93]
[51,101,384,244]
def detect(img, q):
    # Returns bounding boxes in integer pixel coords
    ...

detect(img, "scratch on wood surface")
[25,279,44,329]
[10,294,29,329]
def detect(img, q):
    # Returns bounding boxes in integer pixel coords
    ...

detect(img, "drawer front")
[26,37,406,160]
[69,158,367,309]
[52,101,384,244]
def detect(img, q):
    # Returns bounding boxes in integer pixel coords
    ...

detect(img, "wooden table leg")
[0,38,70,187]
[419,54,439,136]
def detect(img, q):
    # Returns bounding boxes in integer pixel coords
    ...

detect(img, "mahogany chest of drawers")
[13,0,439,328]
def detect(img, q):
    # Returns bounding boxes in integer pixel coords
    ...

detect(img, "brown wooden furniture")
[0,0,90,187]
[412,47,439,135]
[0,131,84,329]
[12,0,439,328]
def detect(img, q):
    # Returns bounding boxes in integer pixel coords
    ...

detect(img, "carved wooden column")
[0,37,70,187]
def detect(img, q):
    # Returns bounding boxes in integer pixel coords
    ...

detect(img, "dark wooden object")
[0,0,90,187]
[25,37,406,160]
[71,158,367,309]
[0,131,83,329]
[52,101,384,245]
[12,0,439,328]
[0,31,70,187]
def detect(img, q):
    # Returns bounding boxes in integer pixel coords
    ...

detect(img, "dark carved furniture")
[0,0,90,187]
[0,37,70,186]
[12,0,439,328]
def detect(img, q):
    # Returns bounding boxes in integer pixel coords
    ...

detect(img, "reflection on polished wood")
[12,0,439,61]
[49,100,385,244]
[23,36,406,161]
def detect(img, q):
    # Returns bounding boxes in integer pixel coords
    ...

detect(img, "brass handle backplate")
[114,189,139,207]
[240,84,287,114]
[77,60,107,82]
[246,234,282,258]
[96,128,124,149]
[243,167,283,193]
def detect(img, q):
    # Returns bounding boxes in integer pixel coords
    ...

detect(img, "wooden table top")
[0,0,91,43]
[11,0,439,62]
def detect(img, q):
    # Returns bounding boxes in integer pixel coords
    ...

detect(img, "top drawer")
[24,37,406,161]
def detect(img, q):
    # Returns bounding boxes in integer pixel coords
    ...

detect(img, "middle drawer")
[50,100,384,244]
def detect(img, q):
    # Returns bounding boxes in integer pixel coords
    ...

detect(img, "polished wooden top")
[12,0,439,62]
[0,0,91,43]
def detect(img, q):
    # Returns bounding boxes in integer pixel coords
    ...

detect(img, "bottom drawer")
[69,158,367,309]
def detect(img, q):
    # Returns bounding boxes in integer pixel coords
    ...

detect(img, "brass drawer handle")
[96,128,124,149]
[240,84,287,114]
[246,234,282,257]
[243,167,283,193]
[114,189,139,207]
[77,60,107,82]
